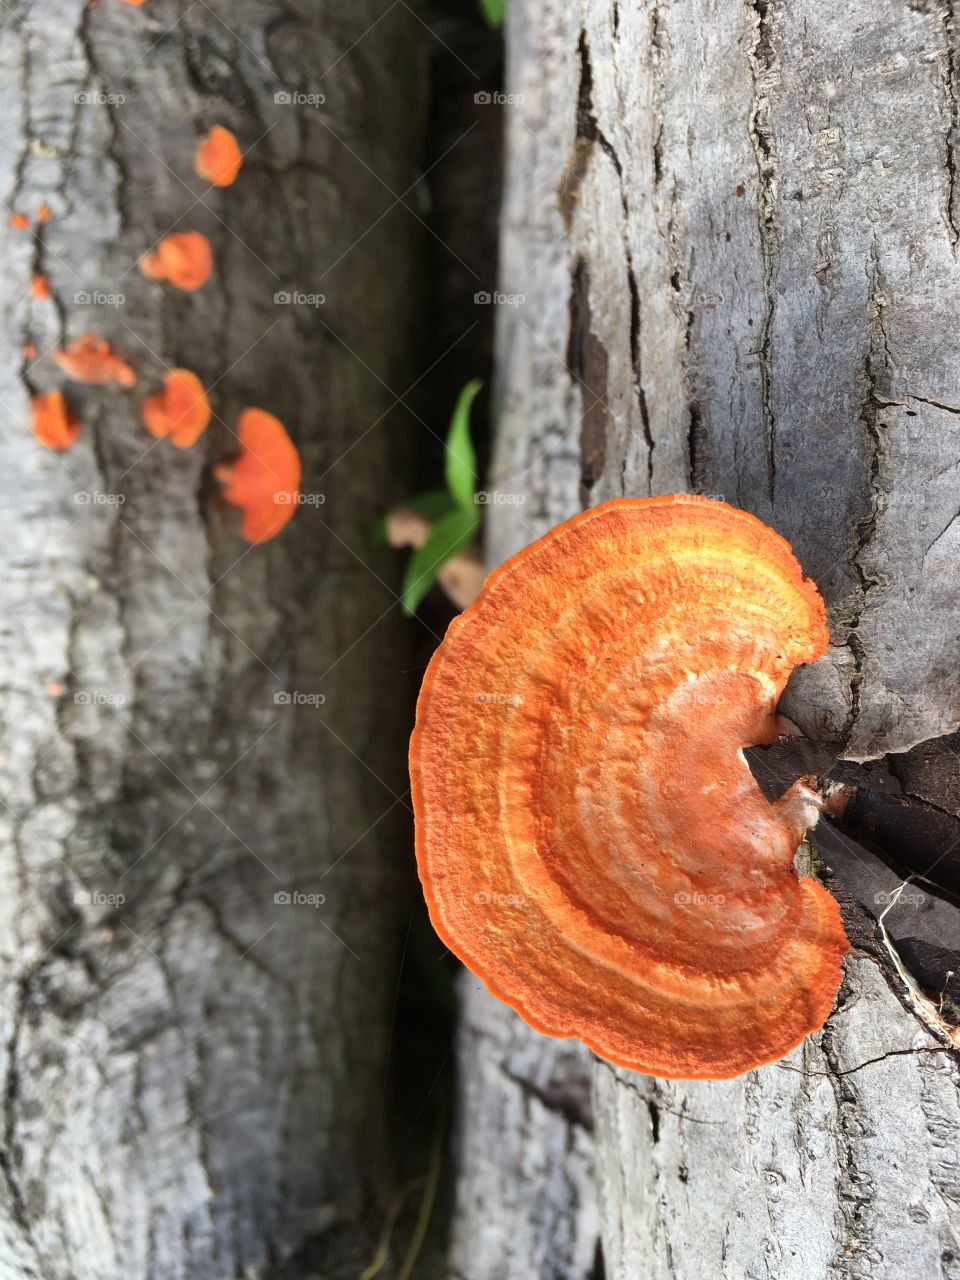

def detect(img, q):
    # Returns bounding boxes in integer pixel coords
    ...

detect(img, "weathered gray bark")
[449,0,960,1276]
[0,3,425,1277]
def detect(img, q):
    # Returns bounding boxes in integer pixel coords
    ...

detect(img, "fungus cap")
[53,332,136,387]
[142,368,210,448]
[410,495,848,1080]
[195,126,243,187]
[215,408,300,543]
[32,390,80,450]
[139,232,212,291]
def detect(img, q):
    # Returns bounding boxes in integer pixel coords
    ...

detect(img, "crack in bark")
[574,31,655,491]
[567,258,611,503]
[746,0,780,502]
[819,1004,878,1275]
[942,0,960,247]
[503,1067,594,1131]
[776,1045,955,1078]
[841,244,888,752]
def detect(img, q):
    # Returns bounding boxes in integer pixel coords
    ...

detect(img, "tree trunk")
[450,0,960,1276]
[0,3,425,1277]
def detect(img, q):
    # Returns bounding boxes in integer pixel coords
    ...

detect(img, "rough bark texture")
[0,3,425,1277]
[450,0,960,1276]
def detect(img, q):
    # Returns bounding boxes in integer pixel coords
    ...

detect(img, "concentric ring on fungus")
[410,495,849,1079]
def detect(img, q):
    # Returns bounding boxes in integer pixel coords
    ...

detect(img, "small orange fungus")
[53,332,136,387]
[139,231,212,291]
[141,368,211,448]
[32,390,80,450]
[410,496,849,1080]
[195,126,243,187]
[29,274,51,300]
[23,343,37,360]
[36,203,51,223]
[9,213,29,230]
[215,408,301,543]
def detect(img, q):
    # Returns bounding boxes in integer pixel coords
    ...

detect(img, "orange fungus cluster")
[20,113,299,542]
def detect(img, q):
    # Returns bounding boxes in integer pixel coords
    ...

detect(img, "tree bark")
[0,3,425,1277]
[450,0,960,1276]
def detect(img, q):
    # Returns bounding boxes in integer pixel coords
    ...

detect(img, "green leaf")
[478,0,506,28]
[445,379,483,511]
[402,507,480,615]
[370,490,458,548]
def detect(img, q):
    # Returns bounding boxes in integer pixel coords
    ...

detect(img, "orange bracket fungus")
[142,368,211,448]
[32,390,80,450]
[215,408,301,544]
[53,332,136,387]
[195,126,243,187]
[29,273,51,300]
[139,231,212,291]
[410,495,849,1080]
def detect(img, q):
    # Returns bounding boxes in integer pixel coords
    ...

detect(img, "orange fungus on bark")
[32,390,80,450]
[141,368,211,448]
[139,231,212,291]
[195,126,243,187]
[53,332,136,387]
[410,495,849,1080]
[215,408,301,544]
